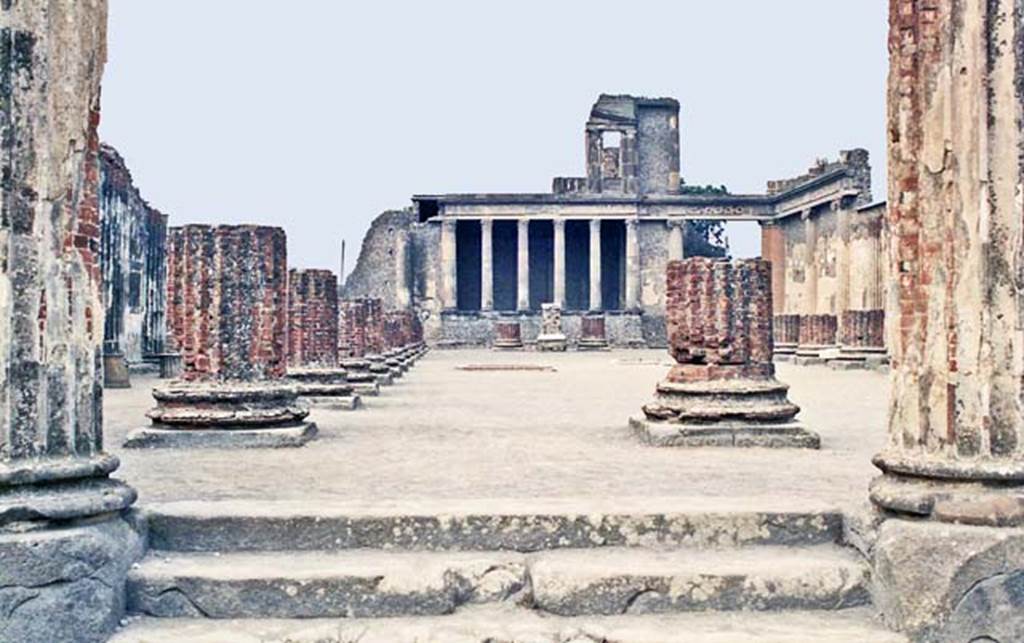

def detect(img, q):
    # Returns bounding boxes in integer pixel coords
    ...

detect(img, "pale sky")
[100,1,888,269]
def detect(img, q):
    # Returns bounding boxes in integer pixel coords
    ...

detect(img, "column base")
[103,352,131,389]
[828,346,889,370]
[123,422,318,449]
[577,338,610,351]
[0,514,145,643]
[873,518,1024,640]
[773,343,798,362]
[629,417,820,448]
[870,473,1024,526]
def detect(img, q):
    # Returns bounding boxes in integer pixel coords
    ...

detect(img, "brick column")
[127,225,316,449]
[589,219,603,311]
[481,218,494,311]
[0,4,143,641]
[869,1,1024,638]
[440,219,457,310]
[517,219,530,311]
[624,218,640,310]
[553,218,566,308]
[759,221,785,315]
[630,258,817,449]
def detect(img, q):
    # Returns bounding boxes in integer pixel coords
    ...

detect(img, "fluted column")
[625,218,640,310]
[553,219,566,307]
[517,219,530,311]
[667,220,685,262]
[481,219,494,311]
[589,219,603,311]
[864,229,883,311]
[440,219,457,310]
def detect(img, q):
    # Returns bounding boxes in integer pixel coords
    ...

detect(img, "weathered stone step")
[142,499,843,553]
[126,545,867,619]
[114,605,904,643]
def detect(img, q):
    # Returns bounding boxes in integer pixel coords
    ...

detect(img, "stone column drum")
[0,3,144,641]
[794,314,837,365]
[286,269,360,410]
[831,309,886,370]
[630,258,819,449]
[124,225,316,448]
[578,314,609,351]
[536,303,568,352]
[492,320,523,350]
[869,0,1024,638]
[772,314,800,360]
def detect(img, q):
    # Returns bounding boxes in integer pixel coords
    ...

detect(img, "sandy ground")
[105,350,889,511]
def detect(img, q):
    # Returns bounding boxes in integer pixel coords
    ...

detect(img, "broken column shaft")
[125,225,316,448]
[868,0,1024,638]
[631,258,818,448]
[286,269,359,410]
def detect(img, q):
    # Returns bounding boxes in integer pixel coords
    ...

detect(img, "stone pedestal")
[630,258,818,449]
[536,303,567,352]
[286,368,361,410]
[493,320,523,350]
[135,225,317,449]
[578,314,609,351]
[103,350,132,389]
[1,4,142,640]
[830,309,886,370]
[794,314,837,365]
[772,314,800,361]
[868,0,1024,638]
[339,359,381,396]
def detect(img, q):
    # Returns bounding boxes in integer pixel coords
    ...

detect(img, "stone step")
[141,499,844,553]
[113,606,906,642]
[126,545,867,619]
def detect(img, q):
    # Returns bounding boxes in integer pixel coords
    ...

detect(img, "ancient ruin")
[99,145,168,388]
[5,0,1023,640]
[631,258,817,448]
[124,225,317,448]
[0,3,142,641]
[285,269,360,410]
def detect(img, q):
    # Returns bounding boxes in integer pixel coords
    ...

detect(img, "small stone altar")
[630,258,819,449]
[536,304,568,352]
[493,320,524,350]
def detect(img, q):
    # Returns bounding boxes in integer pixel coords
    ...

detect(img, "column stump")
[772,314,800,362]
[794,314,838,365]
[578,314,609,351]
[103,350,131,389]
[493,320,524,350]
[830,310,887,370]
[630,258,819,449]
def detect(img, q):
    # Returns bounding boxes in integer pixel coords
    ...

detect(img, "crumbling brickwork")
[773,314,801,346]
[798,314,838,347]
[664,258,774,382]
[166,225,288,382]
[839,310,884,349]
[99,144,168,363]
[288,269,339,368]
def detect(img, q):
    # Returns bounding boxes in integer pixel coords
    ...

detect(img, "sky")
[100,1,888,269]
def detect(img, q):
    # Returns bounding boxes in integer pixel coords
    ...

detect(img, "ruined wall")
[0,0,110,464]
[812,209,840,315]
[287,269,338,368]
[166,225,288,382]
[99,144,167,363]
[343,208,416,309]
[636,103,681,195]
[781,218,807,314]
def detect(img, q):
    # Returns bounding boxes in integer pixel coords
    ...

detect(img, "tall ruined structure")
[0,2,143,641]
[99,144,168,384]
[869,0,1024,638]
[126,225,316,448]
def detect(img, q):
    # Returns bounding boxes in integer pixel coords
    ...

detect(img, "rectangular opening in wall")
[528,220,554,310]
[455,220,481,311]
[564,220,590,311]
[601,219,625,310]
[492,220,518,311]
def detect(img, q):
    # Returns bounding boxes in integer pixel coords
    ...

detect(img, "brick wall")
[287,269,338,368]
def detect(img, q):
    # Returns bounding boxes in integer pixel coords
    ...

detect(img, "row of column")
[440,217,667,312]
